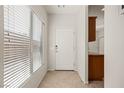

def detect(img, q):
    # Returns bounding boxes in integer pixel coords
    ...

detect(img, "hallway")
[39,71,104,88]
[1,5,124,88]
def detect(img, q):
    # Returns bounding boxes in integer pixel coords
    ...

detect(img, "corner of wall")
[77,5,88,83]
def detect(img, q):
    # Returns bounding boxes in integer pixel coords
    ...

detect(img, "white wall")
[77,6,88,83]
[20,5,48,88]
[105,5,124,88]
[0,6,4,88]
[88,5,104,26]
[48,13,78,70]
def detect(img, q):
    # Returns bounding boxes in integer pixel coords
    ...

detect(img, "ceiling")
[88,5,104,12]
[44,5,81,14]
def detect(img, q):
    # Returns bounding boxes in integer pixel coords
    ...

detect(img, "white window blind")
[4,6,31,88]
[32,13,42,72]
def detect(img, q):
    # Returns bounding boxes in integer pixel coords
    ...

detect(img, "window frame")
[30,11,44,73]
[1,5,45,88]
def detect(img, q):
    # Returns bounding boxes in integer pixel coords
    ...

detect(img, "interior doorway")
[88,5,104,85]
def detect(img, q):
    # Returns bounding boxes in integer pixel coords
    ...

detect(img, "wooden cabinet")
[88,17,97,42]
[88,54,104,81]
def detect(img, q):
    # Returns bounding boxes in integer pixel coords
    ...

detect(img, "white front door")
[56,29,74,70]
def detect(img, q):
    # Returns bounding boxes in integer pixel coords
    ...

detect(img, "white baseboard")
[83,81,89,84]
[48,69,78,71]
[48,68,55,71]
[74,68,78,71]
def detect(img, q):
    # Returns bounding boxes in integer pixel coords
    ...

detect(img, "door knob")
[56,45,58,52]
[56,45,58,48]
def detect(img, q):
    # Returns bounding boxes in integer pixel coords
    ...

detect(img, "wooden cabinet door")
[88,55,104,81]
[88,17,97,42]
